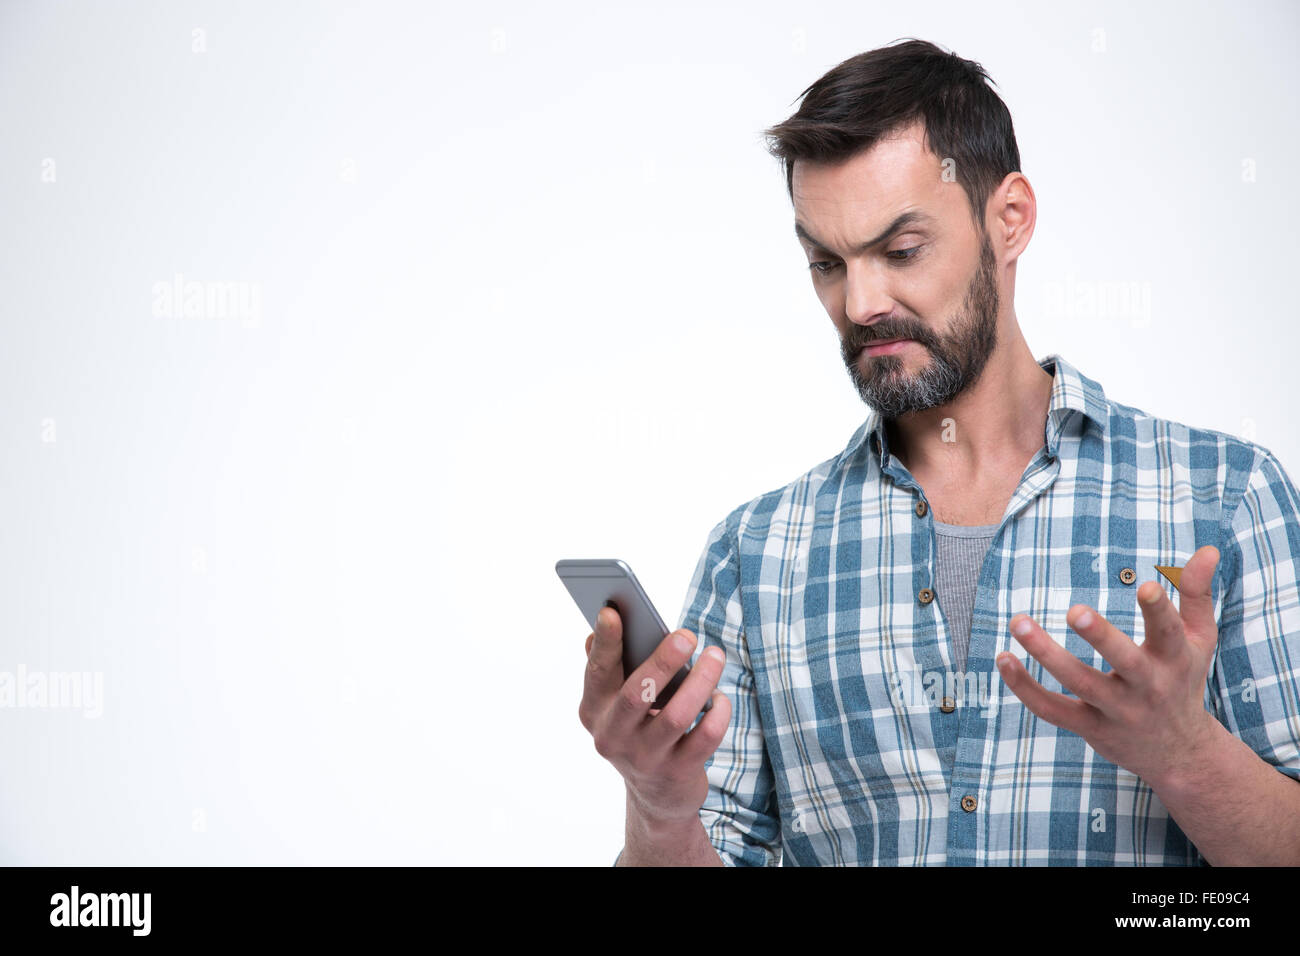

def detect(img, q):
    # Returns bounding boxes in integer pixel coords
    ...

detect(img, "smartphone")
[556,558,712,713]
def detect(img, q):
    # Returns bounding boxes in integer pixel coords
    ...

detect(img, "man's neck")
[887,339,1054,481]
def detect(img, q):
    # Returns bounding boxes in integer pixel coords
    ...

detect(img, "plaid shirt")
[669,352,1300,866]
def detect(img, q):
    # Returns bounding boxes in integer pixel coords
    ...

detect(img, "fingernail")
[1011,617,1032,637]
[674,632,695,653]
[704,646,725,663]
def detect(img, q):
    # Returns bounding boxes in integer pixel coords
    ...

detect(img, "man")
[578,39,1300,865]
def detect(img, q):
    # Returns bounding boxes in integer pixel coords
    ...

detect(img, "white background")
[0,0,1296,864]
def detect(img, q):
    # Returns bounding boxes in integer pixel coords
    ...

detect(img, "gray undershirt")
[932,519,999,672]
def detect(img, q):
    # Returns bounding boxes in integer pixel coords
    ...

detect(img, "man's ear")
[990,171,1036,263]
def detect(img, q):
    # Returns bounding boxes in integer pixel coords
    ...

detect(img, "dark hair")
[762,38,1021,232]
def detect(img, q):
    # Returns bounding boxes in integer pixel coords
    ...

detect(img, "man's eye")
[809,246,921,275]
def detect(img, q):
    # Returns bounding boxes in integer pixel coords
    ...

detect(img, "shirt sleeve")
[1209,446,1300,781]
[677,512,782,866]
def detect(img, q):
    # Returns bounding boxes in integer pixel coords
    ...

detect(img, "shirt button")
[961,795,978,812]
[915,499,927,517]
[940,697,956,713]
[1119,567,1136,585]
[918,588,934,605]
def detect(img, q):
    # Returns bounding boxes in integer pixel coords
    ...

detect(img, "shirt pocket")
[1024,549,1155,692]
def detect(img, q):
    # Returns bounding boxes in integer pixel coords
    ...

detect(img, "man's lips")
[857,338,914,353]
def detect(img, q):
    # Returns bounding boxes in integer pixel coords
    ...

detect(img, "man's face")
[792,120,1000,419]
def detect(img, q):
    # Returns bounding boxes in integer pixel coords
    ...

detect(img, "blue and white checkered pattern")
[673,353,1300,865]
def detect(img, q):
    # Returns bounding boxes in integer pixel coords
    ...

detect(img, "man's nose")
[843,261,895,327]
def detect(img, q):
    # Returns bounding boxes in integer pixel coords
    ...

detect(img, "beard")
[841,229,999,419]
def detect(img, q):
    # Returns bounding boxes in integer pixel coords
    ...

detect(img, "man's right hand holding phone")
[578,607,732,866]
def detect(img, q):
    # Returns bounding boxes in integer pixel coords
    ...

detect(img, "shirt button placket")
[916,497,934,606]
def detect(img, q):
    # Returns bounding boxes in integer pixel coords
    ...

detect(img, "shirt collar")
[852,353,1110,472]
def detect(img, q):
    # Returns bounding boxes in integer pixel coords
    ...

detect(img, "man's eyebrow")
[794,210,935,255]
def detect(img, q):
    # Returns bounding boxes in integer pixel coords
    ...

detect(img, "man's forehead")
[792,186,943,249]
[794,143,936,201]
[791,134,950,237]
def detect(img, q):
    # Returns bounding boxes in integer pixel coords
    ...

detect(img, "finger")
[583,606,626,707]
[1172,545,1221,650]
[674,690,732,769]
[1009,614,1117,710]
[1135,579,1189,661]
[644,644,727,752]
[1067,604,1150,687]
[585,631,594,656]
[996,651,1097,736]
[603,628,698,739]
